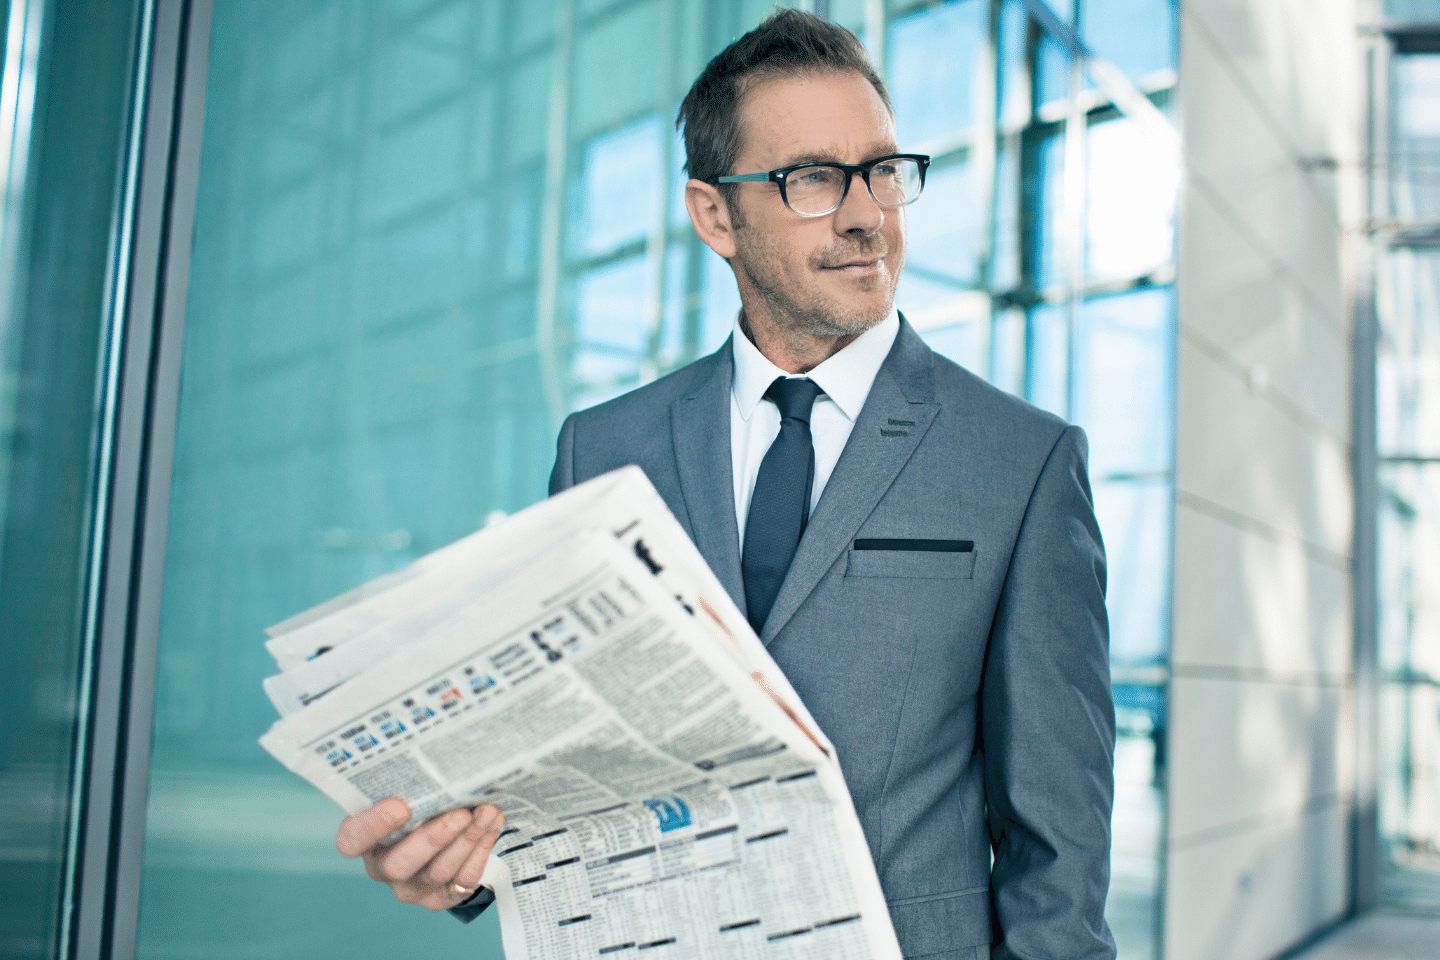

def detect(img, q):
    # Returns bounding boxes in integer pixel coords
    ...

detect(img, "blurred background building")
[0,0,1435,958]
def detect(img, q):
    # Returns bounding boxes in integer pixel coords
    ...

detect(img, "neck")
[739,310,866,375]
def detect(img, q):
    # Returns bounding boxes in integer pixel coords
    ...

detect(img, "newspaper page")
[261,468,821,745]
[259,469,901,960]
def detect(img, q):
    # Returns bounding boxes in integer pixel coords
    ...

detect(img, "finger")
[422,805,504,885]
[337,797,410,858]
[363,853,384,882]
[453,807,505,890]
[379,807,474,883]
[421,811,490,885]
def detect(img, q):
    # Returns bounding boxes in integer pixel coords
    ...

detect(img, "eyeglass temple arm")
[710,172,773,184]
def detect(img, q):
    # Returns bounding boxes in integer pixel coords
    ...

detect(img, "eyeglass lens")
[785,158,924,215]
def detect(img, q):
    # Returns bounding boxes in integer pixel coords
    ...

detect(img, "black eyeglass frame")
[705,153,932,217]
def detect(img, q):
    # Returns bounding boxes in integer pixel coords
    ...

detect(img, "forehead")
[735,70,896,167]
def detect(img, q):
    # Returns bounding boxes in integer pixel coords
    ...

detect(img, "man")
[336,11,1115,960]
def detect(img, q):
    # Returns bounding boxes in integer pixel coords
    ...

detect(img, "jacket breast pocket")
[845,539,977,580]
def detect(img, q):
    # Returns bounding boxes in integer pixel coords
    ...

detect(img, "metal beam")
[1017,0,1178,146]
[534,0,576,433]
[68,0,213,956]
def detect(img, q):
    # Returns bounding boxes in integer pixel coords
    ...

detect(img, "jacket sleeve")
[983,424,1116,960]
[448,887,496,924]
[549,412,578,496]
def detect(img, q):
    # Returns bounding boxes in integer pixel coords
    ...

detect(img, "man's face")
[725,71,905,339]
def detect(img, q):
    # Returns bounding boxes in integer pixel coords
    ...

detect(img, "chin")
[808,302,890,337]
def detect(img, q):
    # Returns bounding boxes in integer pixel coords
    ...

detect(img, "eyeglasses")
[706,153,930,217]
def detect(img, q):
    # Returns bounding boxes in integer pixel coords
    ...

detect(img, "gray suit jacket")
[548,319,1116,960]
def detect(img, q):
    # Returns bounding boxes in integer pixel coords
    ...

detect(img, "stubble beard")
[730,228,900,343]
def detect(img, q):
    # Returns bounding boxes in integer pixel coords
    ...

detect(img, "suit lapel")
[671,339,747,616]
[760,319,940,645]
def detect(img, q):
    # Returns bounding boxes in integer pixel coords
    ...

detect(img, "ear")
[685,178,738,260]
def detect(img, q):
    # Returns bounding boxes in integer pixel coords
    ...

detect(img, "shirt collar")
[731,308,900,422]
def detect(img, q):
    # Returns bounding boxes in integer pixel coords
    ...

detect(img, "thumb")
[336,797,410,857]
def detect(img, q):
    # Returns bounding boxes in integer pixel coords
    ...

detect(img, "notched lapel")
[760,320,940,645]
[671,341,747,616]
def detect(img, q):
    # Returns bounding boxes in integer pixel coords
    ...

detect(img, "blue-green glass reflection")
[1071,288,1174,477]
[1037,33,1073,108]
[1376,245,1440,910]
[578,115,665,257]
[1080,0,1175,83]
[904,159,982,288]
[135,3,1179,959]
[1036,131,1067,290]
[998,0,1031,128]
[1391,53,1440,224]
[0,3,142,957]
[887,0,986,143]
[1026,302,1069,417]
[1384,0,1440,18]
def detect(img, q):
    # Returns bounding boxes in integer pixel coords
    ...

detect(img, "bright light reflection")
[1086,117,1179,281]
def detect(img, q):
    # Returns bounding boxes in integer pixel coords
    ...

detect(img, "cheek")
[886,224,906,266]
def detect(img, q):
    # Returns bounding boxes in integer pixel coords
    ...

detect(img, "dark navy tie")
[742,377,822,634]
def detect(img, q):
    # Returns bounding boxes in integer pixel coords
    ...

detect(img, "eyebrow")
[776,145,902,167]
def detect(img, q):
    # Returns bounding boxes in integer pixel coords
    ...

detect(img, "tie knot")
[765,377,821,423]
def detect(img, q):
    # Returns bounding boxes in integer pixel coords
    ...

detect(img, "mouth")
[821,257,884,276]
[817,240,889,276]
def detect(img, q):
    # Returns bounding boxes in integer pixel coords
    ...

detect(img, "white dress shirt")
[730,309,900,548]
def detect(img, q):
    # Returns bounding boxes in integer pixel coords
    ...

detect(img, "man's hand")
[336,797,505,911]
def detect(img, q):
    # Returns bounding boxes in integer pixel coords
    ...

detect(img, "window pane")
[1037,34,1073,109]
[998,0,1030,128]
[1385,0,1440,18]
[887,0,987,144]
[1085,116,1179,282]
[1071,288,1175,477]
[920,321,987,373]
[660,242,690,366]
[577,115,665,257]
[701,250,740,355]
[1108,680,1164,960]
[137,1,720,955]
[904,159,983,288]
[1392,53,1440,226]
[1035,131,1067,289]
[992,143,1020,289]
[0,4,142,958]
[989,307,1026,396]
[1377,465,1440,908]
[1095,479,1172,666]
[912,289,992,374]
[576,256,650,354]
[133,4,1184,960]
[1377,249,1440,458]
[1026,302,1069,417]
[1379,462,1440,679]
[1377,245,1440,892]
[1080,0,1175,84]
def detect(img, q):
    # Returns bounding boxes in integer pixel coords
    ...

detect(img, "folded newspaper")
[259,466,902,960]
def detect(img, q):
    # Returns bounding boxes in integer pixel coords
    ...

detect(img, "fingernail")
[475,806,497,830]
[447,809,471,830]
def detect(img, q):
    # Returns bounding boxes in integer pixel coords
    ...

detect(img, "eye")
[871,161,900,178]
[792,166,841,185]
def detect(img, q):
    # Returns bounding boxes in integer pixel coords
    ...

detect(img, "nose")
[832,170,885,236]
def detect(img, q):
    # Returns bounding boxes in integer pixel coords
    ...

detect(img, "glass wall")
[134,1,1177,958]
[868,3,1177,957]
[0,1,142,957]
[1376,38,1440,913]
